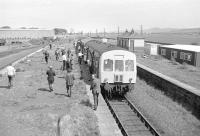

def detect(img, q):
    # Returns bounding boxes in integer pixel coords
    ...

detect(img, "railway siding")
[137,63,200,118]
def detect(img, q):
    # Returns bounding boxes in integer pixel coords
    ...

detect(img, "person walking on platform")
[66,57,71,71]
[44,50,50,64]
[46,66,56,92]
[90,74,100,110]
[49,44,52,50]
[70,54,73,69]
[6,64,16,88]
[65,69,75,97]
[55,49,59,61]
[67,48,71,58]
[62,53,67,71]
[78,51,83,65]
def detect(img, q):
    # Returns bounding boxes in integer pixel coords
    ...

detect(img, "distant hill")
[144,28,178,33]
[144,27,200,34]
[168,28,200,34]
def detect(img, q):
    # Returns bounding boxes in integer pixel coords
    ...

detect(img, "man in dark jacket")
[46,66,56,91]
[90,74,100,110]
[44,50,50,64]
[65,69,75,97]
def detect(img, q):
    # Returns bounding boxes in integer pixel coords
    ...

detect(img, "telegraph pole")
[96,29,98,36]
[104,28,106,37]
[140,25,143,35]
[118,26,120,35]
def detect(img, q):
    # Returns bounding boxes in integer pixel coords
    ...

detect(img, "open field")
[0,41,100,136]
[145,33,200,45]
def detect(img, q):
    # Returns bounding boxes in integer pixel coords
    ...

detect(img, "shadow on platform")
[0,85,10,89]
[54,92,68,97]
[38,88,51,92]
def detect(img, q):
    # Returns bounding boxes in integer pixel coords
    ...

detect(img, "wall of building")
[195,52,200,67]
[159,47,196,66]
[117,37,129,50]
[134,39,144,47]
[0,29,55,42]
[144,42,159,55]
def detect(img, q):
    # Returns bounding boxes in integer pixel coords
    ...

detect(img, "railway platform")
[79,63,122,136]
[86,85,123,136]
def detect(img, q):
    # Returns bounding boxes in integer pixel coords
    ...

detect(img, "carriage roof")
[85,40,131,55]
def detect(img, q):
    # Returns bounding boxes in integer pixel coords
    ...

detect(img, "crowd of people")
[5,41,100,110]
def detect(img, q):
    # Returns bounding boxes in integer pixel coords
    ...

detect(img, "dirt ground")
[0,41,100,136]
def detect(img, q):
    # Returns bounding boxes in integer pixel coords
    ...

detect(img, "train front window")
[115,60,124,72]
[104,59,113,71]
[125,60,134,71]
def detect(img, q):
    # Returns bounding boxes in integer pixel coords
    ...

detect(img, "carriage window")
[104,59,113,71]
[115,60,124,71]
[125,60,134,71]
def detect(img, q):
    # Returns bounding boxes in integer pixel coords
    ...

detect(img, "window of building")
[184,53,192,61]
[125,60,134,71]
[115,60,124,72]
[161,49,166,56]
[104,59,113,71]
[180,52,184,59]
[171,50,177,58]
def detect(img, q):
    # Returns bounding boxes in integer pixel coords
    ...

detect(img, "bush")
[178,62,188,69]
[170,57,179,65]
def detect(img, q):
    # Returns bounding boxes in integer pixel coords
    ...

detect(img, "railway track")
[0,46,43,70]
[104,95,161,136]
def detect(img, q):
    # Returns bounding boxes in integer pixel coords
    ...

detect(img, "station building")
[0,29,55,43]
[117,31,144,52]
[159,44,200,67]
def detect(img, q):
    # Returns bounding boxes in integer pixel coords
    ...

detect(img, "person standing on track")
[90,74,100,110]
[6,64,16,88]
[65,69,75,97]
[46,66,56,92]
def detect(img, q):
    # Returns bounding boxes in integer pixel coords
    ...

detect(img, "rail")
[104,95,162,136]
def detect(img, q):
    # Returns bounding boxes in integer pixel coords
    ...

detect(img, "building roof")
[85,40,128,55]
[161,44,200,52]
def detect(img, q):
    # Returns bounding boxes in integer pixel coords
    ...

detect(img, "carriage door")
[114,55,124,82]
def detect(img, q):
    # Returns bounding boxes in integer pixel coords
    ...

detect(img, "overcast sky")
[0,0,200,32]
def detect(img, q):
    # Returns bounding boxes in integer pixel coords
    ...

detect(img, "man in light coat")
[6,64,16,88]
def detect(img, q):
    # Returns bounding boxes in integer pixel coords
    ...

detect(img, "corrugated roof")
[161,44,200,52]
[85,40,128,55]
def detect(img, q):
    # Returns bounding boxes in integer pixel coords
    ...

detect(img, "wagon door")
[114,55,124,83]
